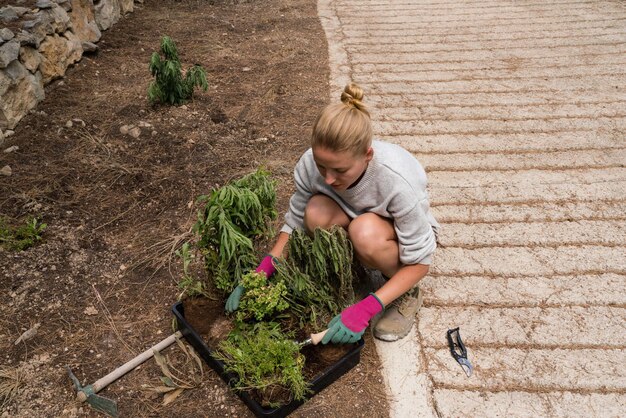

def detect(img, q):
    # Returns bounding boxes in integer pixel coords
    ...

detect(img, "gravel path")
[319,1,626,416]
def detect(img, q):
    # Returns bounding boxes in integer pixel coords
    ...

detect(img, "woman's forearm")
[374,263,429,306]
[269,231,290,258]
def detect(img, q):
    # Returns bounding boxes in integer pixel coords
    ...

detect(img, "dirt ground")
[0,0,389,416]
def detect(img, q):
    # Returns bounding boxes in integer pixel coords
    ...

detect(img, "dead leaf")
[154,350,174,381]
[14,323,40,345]
[163,388,184,406]
[176,338,203,379]
[83,306,99,316]
[160,376,175,387]
[153,386,177,394]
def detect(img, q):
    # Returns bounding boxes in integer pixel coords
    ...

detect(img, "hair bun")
[340,83,368,114]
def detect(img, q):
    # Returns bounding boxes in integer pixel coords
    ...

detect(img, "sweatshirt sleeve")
[390,195,437,265]
[281,154,314,235]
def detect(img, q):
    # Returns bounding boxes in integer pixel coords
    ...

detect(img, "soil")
[180,296,357,409]
[0,0,389,417]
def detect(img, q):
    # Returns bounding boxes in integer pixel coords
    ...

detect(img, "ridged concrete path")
[318,1,626,416]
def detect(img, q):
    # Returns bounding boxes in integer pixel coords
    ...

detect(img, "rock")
[0,41,20,69]
[138,121,152,128]
[38,31,82,83]
[0,28,14,42]
[81,41,97,53]
[19,46,43,73]
[4,145,19,153]
[129,126,141,138]
[55,0,72,12]
[94,0,121,31]
[119,124,130,135]
[0,60,44,129]
[70,0,101,43]
[72,118,85,126]
[119,0,134,14]
[45,3,72,33]
[36,0,55,9]
[65,120,72,127]
[1,165,12,176]
[22,5,71,47]
[11,7,30,18]
[0,7,19,23]
[4,130,14,137]
[15,30,38,48]
[64,30,83,64]
[22,17,51,48]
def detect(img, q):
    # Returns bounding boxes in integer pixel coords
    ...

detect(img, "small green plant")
[148,36,208,105]
[175,242,206,299]
[0,216,47,251]
[193,168,277,292]
[214,323,309,407]
[236,271,289,322]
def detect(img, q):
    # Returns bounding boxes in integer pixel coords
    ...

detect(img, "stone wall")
[0,0,141,140]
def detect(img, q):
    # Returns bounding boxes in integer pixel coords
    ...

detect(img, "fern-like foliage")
[193,168,277,292]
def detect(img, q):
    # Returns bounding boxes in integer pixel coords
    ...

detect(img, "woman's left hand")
[322,294,384,344]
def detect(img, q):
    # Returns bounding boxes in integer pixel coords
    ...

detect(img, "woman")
[226,83,439,343]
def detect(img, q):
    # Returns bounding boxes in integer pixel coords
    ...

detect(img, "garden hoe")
[66,331,182,417]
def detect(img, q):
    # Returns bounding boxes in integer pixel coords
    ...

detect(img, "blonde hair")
[312,83,372,155]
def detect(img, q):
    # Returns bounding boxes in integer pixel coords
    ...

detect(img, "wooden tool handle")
[77,331,182,402]
[309,329,328,345]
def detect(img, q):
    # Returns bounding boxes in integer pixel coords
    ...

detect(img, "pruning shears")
[446,327,473,377]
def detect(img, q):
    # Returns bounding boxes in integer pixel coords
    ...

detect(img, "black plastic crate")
[172,301,364,418]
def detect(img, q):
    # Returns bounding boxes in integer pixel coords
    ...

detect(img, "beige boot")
[373,286,424,342]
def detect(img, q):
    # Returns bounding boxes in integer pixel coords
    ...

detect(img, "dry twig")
[92,284,137,356]
[0,366,23,410]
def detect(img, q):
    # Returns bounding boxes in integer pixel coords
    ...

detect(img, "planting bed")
[175,299,364,417]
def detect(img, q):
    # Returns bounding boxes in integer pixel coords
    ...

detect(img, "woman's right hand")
[224,255,278,313]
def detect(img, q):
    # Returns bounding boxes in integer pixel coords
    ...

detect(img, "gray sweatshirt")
[281,140,439,265]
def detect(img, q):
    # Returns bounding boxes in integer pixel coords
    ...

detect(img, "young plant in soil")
[235,271,289,322]
[148,35,208,105]
[175,242,207,300]
[213,322,309,408]
[193,168,277,292]
[0,216,46,251]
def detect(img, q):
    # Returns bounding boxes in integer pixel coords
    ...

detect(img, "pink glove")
[255,254,277,278]
[322,294,385,344]
[341,293,384,332]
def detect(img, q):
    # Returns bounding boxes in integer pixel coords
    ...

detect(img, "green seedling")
[0,216,47,251]
[175,242,206,299]
[214,323,309,408]
[236,271,289,322]
[148,36,208,105]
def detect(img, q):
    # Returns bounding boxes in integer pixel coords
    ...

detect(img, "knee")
[304,195,343,231]
[348,214,387,257]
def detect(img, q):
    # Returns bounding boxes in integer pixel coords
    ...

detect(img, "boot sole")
[374,324,412,342]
